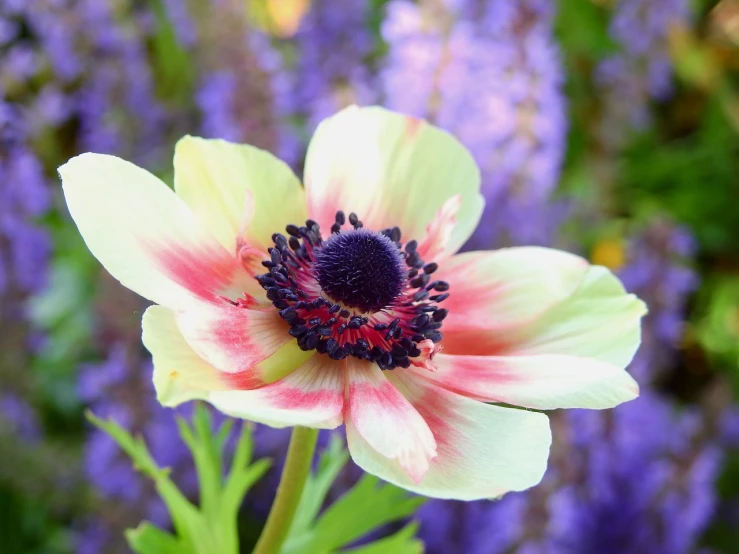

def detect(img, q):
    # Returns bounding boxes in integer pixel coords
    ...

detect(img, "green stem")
[252,426,318,554]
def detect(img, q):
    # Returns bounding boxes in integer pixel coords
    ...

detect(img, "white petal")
[345,358,437,482]
[59,153,256,309]
[175,300,296,386]
[209,355,345,429]
[346,371,551,500]
[143,305,224,406]
[495,265,647,367]
[439,247,590,354]
[422,353,639,410]
[304,106,482,254]
[142,305,310,406]
[173,136,307,252]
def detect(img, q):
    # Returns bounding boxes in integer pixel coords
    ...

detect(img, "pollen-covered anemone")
[58,106,646,500]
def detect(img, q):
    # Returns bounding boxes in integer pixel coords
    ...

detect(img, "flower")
[59,105,645,500]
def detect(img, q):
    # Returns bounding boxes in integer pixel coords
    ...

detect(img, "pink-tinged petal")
[175,300,293,386]
[143,305,223,406]
[438,247,590,355]
[416,353,639,410]
[492,265,647,368]
[345,358,437,482]
[415,195,465,263]
[209,355,345,429]
[59,153,259,310]
[173,136,307,253]
[143,305,310,406]
[347,371,551,500]
[304,106,482,251]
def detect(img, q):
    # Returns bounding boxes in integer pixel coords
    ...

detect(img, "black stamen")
[256,210,450,370]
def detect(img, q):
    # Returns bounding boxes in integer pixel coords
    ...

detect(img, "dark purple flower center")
[255,211,450,370]
[314,229,406,313]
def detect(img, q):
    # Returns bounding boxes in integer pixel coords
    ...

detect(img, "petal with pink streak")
[143,305,224,406]
[209,355,345,429]
[415,353,639,410]
[491,265,647,368]
[173,136,307,253]
[143,305,310,406]
[304,106,482,249]
[415,195,464,263]
[59,153,258,310]
[437,247,590,355]
[346,371,551,500]
[345,358,437,483]
[175,300,293,386]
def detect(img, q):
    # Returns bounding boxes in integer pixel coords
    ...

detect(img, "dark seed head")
[314,229,406,313]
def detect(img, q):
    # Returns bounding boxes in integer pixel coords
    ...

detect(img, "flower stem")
[252,426,318,554]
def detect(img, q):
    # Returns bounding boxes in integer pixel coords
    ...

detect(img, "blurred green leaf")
[125,522,187,554]
[284,440,425,554]
[147,0,195,101]
[86,411,209,552]
[617,98,739,254]
[694,276,739,388]
[340,522,423,554]
[289,434,350,538]
[555,0,617,56]
[87,405,269,554]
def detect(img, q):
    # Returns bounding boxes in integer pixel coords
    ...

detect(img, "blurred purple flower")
[0,393,42,442]
[286,0,376,132]
[419,394,723,554]
[382,0,567,249]
[619,219,699,383]
[0,105,51,300]
[596,0,692,148]
[77,346,202,550]
[191,1,293,160]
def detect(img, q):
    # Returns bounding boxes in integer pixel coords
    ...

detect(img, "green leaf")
[283,441,425,554]
[339,522,424,554]
[291,435,350,536]
[221,423,272,519]
[147,0,195,100]
[87,407,270,554]
[125,522,188,554]
[86,412,213,553]
[177,405,223,518]
[311,475,424,551]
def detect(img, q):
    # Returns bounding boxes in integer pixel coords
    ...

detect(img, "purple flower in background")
[73,0,167,166]
[285,0,376,132]
[382,0,567,248]
[596,0,691,148]
[187,0,292,159]
[0,105,51,300]
[77,345,200,552]
[0,393,42,442]
[618,219,699,384]
[419,394,723,554]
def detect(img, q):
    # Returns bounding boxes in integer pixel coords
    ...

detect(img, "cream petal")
[346,371,551,500]
[420,353,639,410]
[143,305,222,406]
[209,355,345,429]
[304,106,482,251]
[345,358,437,482]
[174,136,307,252]
[438,247,590,354]
[493,265,647,368]
[175,300,295,387]
[59,153,255,310]
[142,305,310,406]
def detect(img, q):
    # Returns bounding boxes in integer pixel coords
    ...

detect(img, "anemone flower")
[59,106,645,502]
